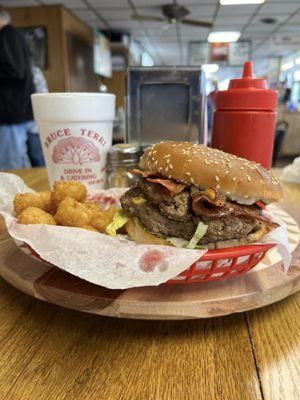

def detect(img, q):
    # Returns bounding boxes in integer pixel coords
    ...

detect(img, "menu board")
[189,40,251,66]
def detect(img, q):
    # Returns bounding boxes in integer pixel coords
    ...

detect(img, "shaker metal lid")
[108,143,141,164]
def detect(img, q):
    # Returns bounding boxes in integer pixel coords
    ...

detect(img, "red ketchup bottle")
[211,61,278,169]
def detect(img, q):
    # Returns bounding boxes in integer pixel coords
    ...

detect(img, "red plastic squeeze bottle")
[211,61,278,169]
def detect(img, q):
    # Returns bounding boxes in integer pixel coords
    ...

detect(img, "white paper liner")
[0,173,292,289]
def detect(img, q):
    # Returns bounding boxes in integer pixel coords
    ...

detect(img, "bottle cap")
[213,61,278,110]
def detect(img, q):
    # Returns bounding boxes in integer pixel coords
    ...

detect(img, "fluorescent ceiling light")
[220,0,265,4]
[295,57,300,65]
[208,31,241,43]
[281,62,294,71]
[202,64,219,73]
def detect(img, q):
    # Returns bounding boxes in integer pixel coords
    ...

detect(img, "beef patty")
[120,185,260,244]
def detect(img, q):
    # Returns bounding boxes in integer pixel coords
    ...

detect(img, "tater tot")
[54,197,91,228]
[51,181,87,210]
[14,191,52,215]
[18,207,56,225]
[85,202,116,233]
[81,225,99,232]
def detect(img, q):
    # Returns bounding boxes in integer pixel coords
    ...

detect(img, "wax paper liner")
[0,173,292,289]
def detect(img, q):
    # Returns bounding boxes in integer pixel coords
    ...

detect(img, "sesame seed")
[214,161,218,165]
[225,171,229,175]
[215,176,220,181]
[169,164,173,169]
[190,178,194,183]
[204,160,210,165]
[151,157,155,161]
[240,167,244,170]
[163,154,171,159]
[247,176,251,182]
[233,177,237,181]
[168,175,172,179]
[165,167,169,172]
[187,159,192,162]
[185,172,191,176]
[216,184,220,189]
[154,160,158,166]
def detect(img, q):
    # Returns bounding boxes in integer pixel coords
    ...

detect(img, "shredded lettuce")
[186,221,208,249]
[167,237,189,248]
[106,209,129,236]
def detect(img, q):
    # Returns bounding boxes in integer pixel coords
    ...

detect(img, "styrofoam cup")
[31,93,115,189]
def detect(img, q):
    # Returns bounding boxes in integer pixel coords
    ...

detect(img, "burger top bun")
[138,141,283,204]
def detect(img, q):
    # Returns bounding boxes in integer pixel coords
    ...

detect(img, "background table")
[0,168,299,400]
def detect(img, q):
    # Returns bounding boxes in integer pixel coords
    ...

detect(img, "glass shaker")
[106,143,142,188]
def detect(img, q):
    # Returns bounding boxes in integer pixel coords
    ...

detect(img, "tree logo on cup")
[52,137,100,165]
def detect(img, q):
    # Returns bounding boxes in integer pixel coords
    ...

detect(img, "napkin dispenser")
[126,66,206,146]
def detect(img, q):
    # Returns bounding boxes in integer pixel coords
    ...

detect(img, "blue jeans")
[0,121,45,170]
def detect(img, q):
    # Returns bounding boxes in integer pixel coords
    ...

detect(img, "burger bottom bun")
[124,218,269,250]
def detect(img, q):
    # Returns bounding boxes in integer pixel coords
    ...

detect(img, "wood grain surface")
[0,211,299,320]
[0,168,299,400]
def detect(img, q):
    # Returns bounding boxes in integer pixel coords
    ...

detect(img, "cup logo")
[52,137,100,165]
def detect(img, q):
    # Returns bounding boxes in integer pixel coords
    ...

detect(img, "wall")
[8,5,98,92]
[9,5,65,92]
[61,7,98,91]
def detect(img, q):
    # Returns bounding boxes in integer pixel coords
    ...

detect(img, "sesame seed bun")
[138,141,283,204]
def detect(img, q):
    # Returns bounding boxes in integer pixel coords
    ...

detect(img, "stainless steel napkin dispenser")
[126,66,206,146]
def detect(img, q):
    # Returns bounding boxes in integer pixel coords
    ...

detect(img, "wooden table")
[0,168,299,400]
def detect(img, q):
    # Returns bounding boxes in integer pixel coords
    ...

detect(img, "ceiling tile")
[42,0,87,7]
[72,9,98,21]
[286,13,300,24]
[2,0,39,6]
[218,4,259,16]
[215,15,251,24]
[86,0,126,7]
[183,5,216,17]
[251,14,289,24]
[259,1,300,14]
[96,7,133,20]
[244,24,277,32]
[277,24,300,33]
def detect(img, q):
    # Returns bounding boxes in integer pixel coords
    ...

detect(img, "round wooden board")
[1,203,300,320]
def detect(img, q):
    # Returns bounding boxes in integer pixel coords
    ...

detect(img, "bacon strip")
[191,189,278,229]
[146,178,186,195]
[130,169,186,195]
[130,169,158,178]
[231,203,278,229]
[192,188,230,217]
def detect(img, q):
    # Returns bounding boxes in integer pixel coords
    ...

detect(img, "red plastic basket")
[165,243,276,285]
[22,242,276,285]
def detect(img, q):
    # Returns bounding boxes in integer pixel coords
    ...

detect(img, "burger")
[119,142,282,249]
